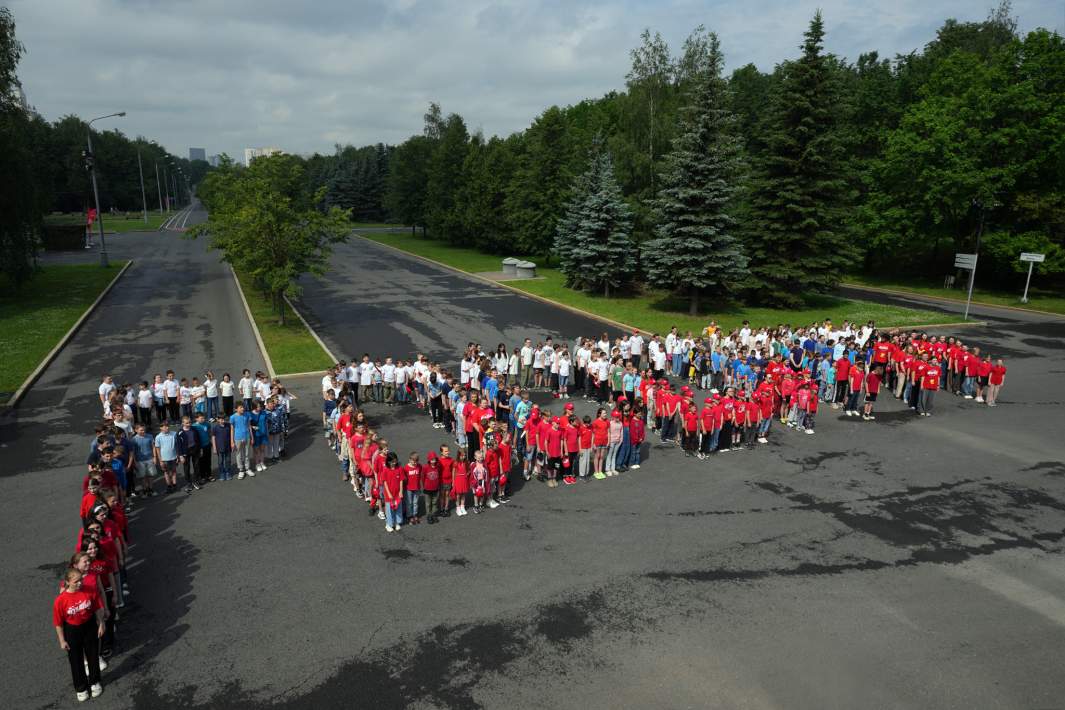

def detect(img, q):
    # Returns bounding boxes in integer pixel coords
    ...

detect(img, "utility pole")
[137,150,148,223]
[85,111,126,267]
[154,161,163,213]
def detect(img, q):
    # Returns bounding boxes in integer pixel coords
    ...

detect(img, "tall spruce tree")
[554,135,635,297]
[642,33,748,316]
[743,12,854,307]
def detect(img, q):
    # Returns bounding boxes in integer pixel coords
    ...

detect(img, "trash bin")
[502,257,519,276]
[515,261,537,278]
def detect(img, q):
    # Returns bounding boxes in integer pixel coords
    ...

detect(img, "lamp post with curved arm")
[86,111,125,267]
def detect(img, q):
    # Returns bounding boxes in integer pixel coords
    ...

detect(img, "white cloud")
[10,0,1062,160]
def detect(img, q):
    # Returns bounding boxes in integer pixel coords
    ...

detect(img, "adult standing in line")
[629,330,644,370]
[520,338,534,387]
[98,376,116,418]
[238,369,255,412]
[53,568,106,702]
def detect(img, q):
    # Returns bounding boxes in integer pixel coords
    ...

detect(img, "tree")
[626,29,675,195]
[554,135,635,297]
[642,33,748,315]
[508,106,574,257]
[743,12,855,306]
[385,135,433,230]
[0,7,41,288]
[188,154,350,324]
[425,113,469,243]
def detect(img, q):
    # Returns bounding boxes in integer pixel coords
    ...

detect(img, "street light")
[86,111,126,267]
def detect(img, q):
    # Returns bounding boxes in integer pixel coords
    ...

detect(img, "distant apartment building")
[189,147,206,162]
[243,147,282,166]
[208,154,221,167]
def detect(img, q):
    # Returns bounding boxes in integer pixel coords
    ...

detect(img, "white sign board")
[1020,252,1045,263]
[954,252,977,269]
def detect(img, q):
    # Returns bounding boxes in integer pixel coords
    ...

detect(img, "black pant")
[167,397,180,422]
[101,586,116,653]
[467,430,480,461]
[64,621,101,692]
[443,407,454,433]
[183,448,200,485]
[137,406,152,426]
[223,396,235,417]
[198,447,211,480]
[430,396,443,423]
[718,422,733,451]
[631,354,641,370]
[835,381,849,404]
[155,401,167,423]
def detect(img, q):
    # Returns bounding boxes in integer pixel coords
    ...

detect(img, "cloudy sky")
[10,0,1063,160]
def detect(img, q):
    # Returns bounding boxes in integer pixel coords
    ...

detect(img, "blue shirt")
[711,352,723,373]
[154,431,178,461]
[623,373,638,392]
[131,434,154,462]
[211,422,231,451]
[191,421,211,447]
[230,412,250,441]
[484,378,499,404]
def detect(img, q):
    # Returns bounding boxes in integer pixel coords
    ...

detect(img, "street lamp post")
[162,164,171,211]
[86,111,126,267]
[137,150,148,224]
[154,161,163,213]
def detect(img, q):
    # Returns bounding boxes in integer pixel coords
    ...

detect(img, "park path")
[0,202,266,474]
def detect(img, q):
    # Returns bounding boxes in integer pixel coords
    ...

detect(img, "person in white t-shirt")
[321,370,336,398]
[629,331,645,369]
[238,369,255,410]
[395,360,409,404]
[532,344,545,389]
[219,373,236,416]
[357,355,375,403]
[189,377,206,415]
[460,356,472,387]
[136,381,154,426]
[164,370,181,422]
[204,371,220,419]
[381,357,397,405]
[179,377,192,419]
[98,375,116,416]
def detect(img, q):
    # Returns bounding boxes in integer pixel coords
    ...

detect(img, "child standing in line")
[591,408,609,479]
[628,406,645,469]
[153,421,179,493]
[987,358,1006,406]
[437,445,454,517]
[862,366,882,421]
[404,452,422,524]
[452,449,470,516]
[211,414,232,481]
[682,404,698,457]
[578,415,593,480]
[803,384,819,434]
[470,450,488,513]
[422,452,441,522]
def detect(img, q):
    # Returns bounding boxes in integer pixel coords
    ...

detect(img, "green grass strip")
[232,270,334,375]
[0,262,127,396]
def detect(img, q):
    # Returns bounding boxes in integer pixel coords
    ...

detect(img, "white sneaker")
[975,396,984,402]
[488,500,499,509]
[258,463,266,472]
[758,437,768,444]
[76,691,90,702]
[631,464,640,469]
[964,395,973,399]
[395,524,402,531]
[386,525,394,532]
[377,510,385,520]
[805,428,814,434]
[86,657,108,672]
[90,684,103,698]
[246,469,255,477]
[238,471,245,480]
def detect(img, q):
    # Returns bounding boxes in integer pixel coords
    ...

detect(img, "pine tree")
[554,136,635,297]
[743,12,855,307]
[642,33,748,316]
[425,113,469,243]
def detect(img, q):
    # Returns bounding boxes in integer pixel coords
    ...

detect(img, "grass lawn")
[0,262,127,398]
[46,212,173,233]
[356,230,959,333]
[845,274,1065,316]
[233,271,334,375]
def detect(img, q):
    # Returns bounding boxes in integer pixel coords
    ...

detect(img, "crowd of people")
[317,319,1007,532]
[51,365,298,702]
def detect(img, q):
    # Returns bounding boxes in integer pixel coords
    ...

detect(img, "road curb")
[283,294,339,365]
[230,265,276,379]
[842,282,1065,319]
[2,260,133,408]
[354,233,654,336]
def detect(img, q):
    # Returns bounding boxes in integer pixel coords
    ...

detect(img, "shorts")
[136,460,158,478]
[159,460,177,474]
[525,446,537,462]
[254,434,269,447]
[979,376,990,387]
[595,444,607,451]
[865,393,878,403]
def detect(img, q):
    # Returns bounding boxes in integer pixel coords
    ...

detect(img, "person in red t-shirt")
[437,445,454,516]
[564,414,581,481]
[975,355,993,403]
[404,452,423,524]
[862,365,882,421]
[590,408,609,478]
[987,358,1006,407]
[451,450,470,516]
[918,358,941,416]
[53,567,106,701]
[682,404,699,456]
[834,356,852,408]
[380,452,405,531]
[628,408,645,469]
[845,360,865,416]
[422,452,441,523]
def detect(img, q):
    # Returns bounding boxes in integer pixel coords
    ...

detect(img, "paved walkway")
[0,202,266,474]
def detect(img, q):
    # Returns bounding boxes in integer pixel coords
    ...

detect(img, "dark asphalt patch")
[382,548,414,561]
[1022,461,1065,477]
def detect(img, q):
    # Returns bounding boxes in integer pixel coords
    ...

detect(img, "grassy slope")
[233,271,334,375]
[0,263,127,396]
[46,212,173,233]
[845,274,1065,316]
[356,231,958,332]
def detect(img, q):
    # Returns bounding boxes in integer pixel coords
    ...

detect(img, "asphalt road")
[3,229,1064,709]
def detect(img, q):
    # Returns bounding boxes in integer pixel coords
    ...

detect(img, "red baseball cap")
[611,410,621,418]
[704,397,713,404]
[564,402,574,411]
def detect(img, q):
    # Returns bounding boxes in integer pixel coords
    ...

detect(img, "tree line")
[0,7,205,288]
[361,2,1062,310]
